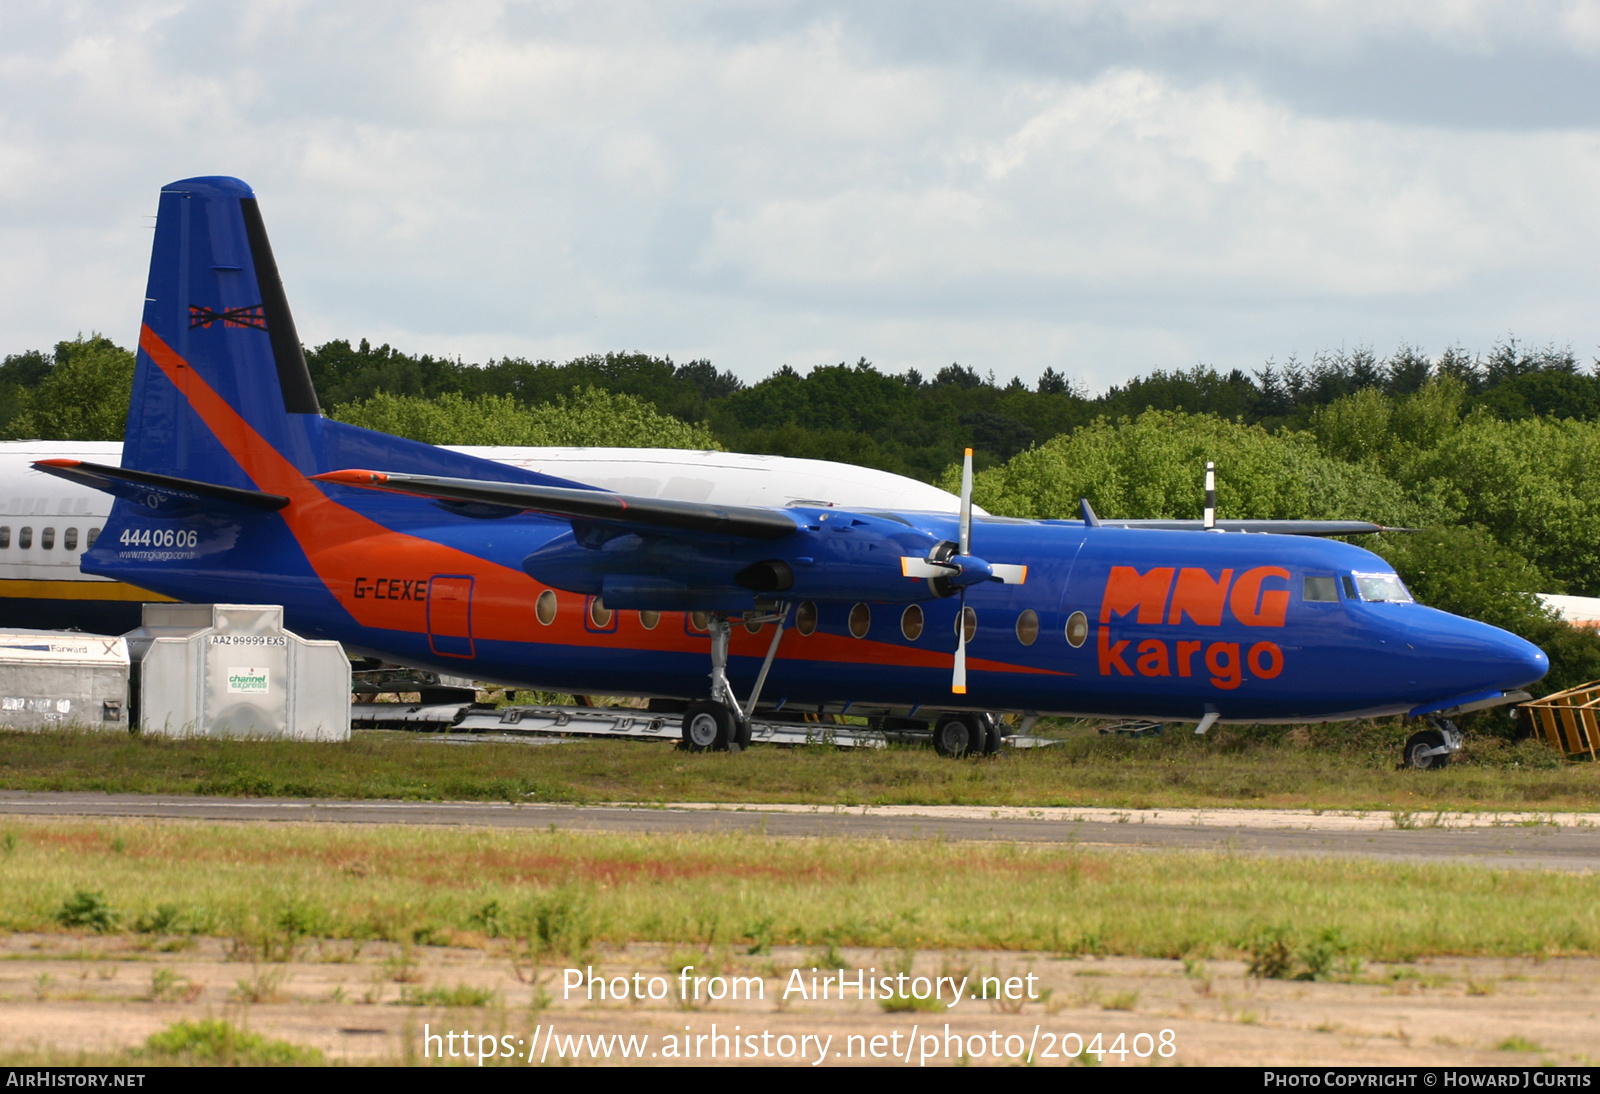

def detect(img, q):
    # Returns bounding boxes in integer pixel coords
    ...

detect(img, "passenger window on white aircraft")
[1341,575,1359,600]
[0,527,8,549]
[64,528,78,551]
[1015,609,1039,645]
[18,527,32,549]
[87,527,100,548]
[1303,576,1338,602]
[41,527,55,550]
[1354,573,1413,603]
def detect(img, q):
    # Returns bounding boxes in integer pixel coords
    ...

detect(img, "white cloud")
[3,0,1600,394]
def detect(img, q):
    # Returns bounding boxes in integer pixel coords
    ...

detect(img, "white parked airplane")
[0,440,970,633]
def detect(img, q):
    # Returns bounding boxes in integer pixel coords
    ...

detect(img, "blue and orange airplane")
[35,177,1547,768]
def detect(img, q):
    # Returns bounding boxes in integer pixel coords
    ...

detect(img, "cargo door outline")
[426,575,475,659]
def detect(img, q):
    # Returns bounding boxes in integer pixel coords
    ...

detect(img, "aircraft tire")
[735,716,753,750]
[933,713,979,758]
[1403,729,1451,770]
[980,715,1002,755]
[680,701,735,752]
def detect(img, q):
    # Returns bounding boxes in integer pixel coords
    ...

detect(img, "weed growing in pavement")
[231,965,289,1003]
[397,983,496,1007]
[141,1019,320,1065]
[148,968,201,1003]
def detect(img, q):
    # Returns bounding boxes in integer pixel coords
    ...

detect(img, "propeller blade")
[952,591,968,694]
[988,563,1027,585]
[958,447,973,557]
[901,556,955,579]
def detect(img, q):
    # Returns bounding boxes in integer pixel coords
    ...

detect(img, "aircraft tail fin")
[121,176,586,494]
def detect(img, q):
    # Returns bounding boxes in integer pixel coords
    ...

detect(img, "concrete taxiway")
[0,791,1596,870]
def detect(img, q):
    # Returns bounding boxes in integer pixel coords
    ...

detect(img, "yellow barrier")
[1519,682,1600,761]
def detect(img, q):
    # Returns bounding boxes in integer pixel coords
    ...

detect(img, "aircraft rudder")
[123,176,322,484]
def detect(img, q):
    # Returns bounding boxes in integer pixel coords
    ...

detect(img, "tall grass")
[0,724,1592,812]
[0,817,1595,960]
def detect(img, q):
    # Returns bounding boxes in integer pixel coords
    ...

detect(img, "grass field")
[0,721,1595,812]
[1,817,1596,961]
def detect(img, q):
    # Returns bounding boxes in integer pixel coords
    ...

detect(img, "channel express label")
[1096,566,1287,691]
[227,668,270,695]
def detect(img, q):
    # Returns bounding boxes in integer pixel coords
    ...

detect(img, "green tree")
[957,410,1415,526]
[4,335,135,441]
[330,387,721,449]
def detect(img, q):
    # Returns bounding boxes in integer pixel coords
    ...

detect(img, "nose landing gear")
[1403,715,1464,770]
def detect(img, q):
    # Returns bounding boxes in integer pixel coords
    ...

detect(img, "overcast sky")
[4,1,1600,392]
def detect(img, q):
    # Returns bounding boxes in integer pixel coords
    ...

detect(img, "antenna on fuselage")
[1203,461,1217,531]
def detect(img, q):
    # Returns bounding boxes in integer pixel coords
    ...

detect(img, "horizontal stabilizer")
[1097,519,1401,537]
[33,459,289,514]
[313,469,799,541]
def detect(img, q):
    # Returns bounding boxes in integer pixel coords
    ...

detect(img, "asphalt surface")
[1,791,1596,870]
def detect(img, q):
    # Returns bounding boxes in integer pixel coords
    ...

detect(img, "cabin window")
[534,589,557,625]
[41,527,55,550]
[87,527,100,548]
[795,601,818,636]
[848,603,871,638]
[744,615,763,634]
[1064,610,1088,648]
[1303,575,1338,603]
[689,611,710,632]
[588,596,613,629]
[0,527,9,549]
[639,610,660,630]
[18,527,32,549]
[1354,572,1413,603]
[1341,575,1359,600]
[955,606,977,644]
[900,604,924,641]
[1015,609,1039,645]
[64,528,79,551]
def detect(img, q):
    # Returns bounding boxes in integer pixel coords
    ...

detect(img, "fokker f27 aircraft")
[35,177,1547,769]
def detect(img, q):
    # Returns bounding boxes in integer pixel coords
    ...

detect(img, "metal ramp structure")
[352,700,894,748]
[351,699,1062,750]
[1519,682,1600,761]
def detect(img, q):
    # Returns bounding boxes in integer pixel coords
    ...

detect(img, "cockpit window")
[1303,575,1338,603]
[1352,572,1413,603]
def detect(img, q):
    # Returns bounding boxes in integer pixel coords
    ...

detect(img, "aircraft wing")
[312,469,799,541]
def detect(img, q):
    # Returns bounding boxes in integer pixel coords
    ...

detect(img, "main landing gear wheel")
[680,701,736,752]
[933,712,993,758]
[981,714,1002,756]
[1403,729,1450,770]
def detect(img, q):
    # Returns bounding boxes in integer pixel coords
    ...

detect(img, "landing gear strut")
[1404,715,1463,770]
[677,606,788,753]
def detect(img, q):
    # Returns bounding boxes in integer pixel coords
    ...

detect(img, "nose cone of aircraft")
[1383,606,1549,697]
[1473,625,1549,691]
